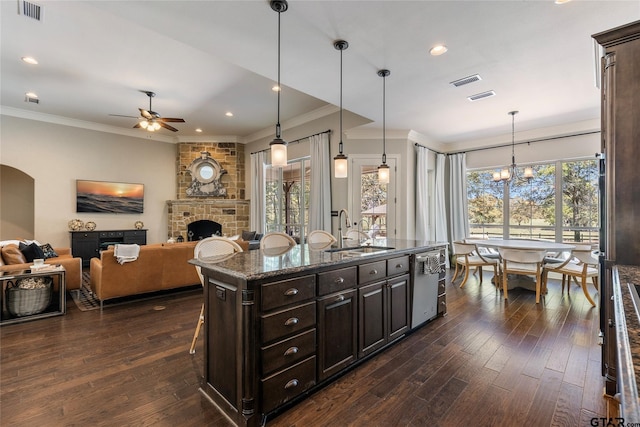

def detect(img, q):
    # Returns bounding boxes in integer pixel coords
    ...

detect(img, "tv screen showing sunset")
[76,180,144,213]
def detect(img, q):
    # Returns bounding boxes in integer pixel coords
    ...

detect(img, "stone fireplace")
[167,142,249,240]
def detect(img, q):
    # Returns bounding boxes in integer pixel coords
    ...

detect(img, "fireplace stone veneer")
[166,199,249,241]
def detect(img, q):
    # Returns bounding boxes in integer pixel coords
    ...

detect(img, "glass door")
[348,156,397,241]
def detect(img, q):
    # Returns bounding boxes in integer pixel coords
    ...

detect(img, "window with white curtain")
[265,157,310,242]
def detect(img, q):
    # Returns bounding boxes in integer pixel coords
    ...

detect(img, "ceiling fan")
[111,91,185,132]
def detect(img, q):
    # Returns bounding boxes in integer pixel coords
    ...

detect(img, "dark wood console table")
[70,229,147,267]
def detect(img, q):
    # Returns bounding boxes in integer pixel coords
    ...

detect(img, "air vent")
[467,90,496,101]
[18,0,42,21]
[450,74,482,87]
[24,94,39,104]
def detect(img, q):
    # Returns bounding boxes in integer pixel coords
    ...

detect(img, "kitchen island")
[190,239,447,426]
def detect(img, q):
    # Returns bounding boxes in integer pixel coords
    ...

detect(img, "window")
[265,158,311,242]
[468,159,598,245]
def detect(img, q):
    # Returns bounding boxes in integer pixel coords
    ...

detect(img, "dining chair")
[542,245,599,306]
[260,231,297,250]
[452,241,500,288]
[190,236,243,354]
[308,230,337,244]
[498,248,547,303]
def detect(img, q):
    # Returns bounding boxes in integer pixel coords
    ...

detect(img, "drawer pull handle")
[284,346,299,356]
[284,288,299,296]
[284,347,298,356]
[336,295,345,302]
[284,379,299,389]
[285,317,299,326]
[334,277,344,284]
[370,269,378,275]
[396,263,403,269]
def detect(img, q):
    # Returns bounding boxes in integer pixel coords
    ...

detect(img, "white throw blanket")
[114,244,140,265]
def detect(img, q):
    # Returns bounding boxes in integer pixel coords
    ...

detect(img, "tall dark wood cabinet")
[593,20,640,406]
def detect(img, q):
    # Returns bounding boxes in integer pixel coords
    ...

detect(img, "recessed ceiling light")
[272,85,281,92]
[429,44,448,56]
[195,128,203,133]
[21,56,38,65]
[25,92,38,98]
[554,0,571,4]
[225,112,233,117]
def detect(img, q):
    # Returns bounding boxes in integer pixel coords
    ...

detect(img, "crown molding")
[242,104,339,144]
[175,135,240,143]
[1,106,177,143]
[344,127,411,140]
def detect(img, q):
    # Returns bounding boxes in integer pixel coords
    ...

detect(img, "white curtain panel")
[434,153,449,267]
[415,145,430,240]
[250,151,266,234]
[309,133,331,232]
[448,153,469,245]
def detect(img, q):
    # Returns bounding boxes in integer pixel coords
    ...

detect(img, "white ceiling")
[1,1,638,146]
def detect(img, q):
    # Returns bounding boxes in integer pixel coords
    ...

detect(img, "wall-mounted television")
[76,180,144,214]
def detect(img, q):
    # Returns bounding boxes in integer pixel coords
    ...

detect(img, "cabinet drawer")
[261,329,316,376]
[262,275,316,311]
[261,356,316,413]
[358,260,387,284]
[99,231,124,238]
[318,266,356,296]
[261,302,316,344]
[387,255,409,277]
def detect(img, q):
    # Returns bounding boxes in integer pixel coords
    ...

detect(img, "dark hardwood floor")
[0,270,605,426]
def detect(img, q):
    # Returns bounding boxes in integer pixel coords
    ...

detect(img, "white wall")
[0,115,177,247]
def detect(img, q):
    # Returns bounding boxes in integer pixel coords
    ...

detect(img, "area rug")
[70,272,101,311]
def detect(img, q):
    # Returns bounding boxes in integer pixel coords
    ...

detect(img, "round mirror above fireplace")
[186,151,227,197]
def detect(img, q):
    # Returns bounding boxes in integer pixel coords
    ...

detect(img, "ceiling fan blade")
[159,117,185,123]
[139,108,153,120]
[109,114,139,119]
[158,122,179,132]
[133,123,142,129]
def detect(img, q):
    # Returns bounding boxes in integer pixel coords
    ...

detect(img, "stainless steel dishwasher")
[411,251,443,329]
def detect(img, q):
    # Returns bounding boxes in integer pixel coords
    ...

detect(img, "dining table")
[464,238,576,291]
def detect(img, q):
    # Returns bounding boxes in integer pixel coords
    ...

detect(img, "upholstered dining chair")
[308,230,337,245]
[190,236,243,354]
[498,248,547,303]
[260,232,297,250]
[542,245,599,306]
[451,241,500,288]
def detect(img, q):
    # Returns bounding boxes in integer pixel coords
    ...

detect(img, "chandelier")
[377,69,390,184]
[493,110,533,183]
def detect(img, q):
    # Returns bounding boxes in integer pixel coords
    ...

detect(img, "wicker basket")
[5,277,52,317]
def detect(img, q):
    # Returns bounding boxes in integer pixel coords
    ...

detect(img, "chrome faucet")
[337,209,351,248]
[356,218,369,244]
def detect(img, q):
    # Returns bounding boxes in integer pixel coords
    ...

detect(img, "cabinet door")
[71,232,99,267]
[387,274,410,342]
[317,289,357,381]
[358,281,386,358]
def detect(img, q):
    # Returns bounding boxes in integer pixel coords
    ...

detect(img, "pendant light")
[333,40,349,178]
[377,69,390,184]
[493,110,534,183]
[269,0,288,167]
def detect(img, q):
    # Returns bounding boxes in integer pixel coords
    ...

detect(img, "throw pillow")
[254,233,264,241]
[1,245,27,264]
[40,243,59,259]
[242,230,256,241]
[19,242,45,263]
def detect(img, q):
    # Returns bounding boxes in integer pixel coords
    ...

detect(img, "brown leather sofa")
[89,241,200,305]
[0,244,83,291]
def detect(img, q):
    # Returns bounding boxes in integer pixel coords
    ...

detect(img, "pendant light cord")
[339,44,343,154]
[276,8,282,139]
[382,72,387,165]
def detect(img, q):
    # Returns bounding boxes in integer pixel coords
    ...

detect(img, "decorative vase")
[134,221,144,230]
[68,219,84,231]
[85,221,96,231]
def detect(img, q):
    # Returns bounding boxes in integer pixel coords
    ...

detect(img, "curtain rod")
[415,130,599,156]
[251,129,332,155]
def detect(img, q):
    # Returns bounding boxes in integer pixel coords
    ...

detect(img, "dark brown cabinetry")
[70,229,147,267]
[593,20,640,413]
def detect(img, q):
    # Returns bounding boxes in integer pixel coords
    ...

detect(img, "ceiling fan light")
[378,164,390,184]
[140,120,148,129]
[334,153,348,178]
[270,138,288,167]
[153,121,161,130]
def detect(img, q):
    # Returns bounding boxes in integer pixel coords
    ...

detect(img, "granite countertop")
[189,238,447,281]
[614,265,640,420]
